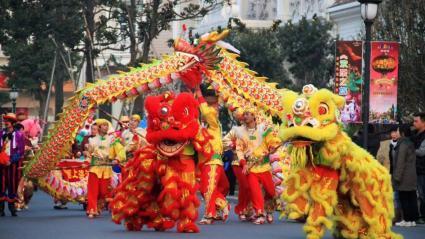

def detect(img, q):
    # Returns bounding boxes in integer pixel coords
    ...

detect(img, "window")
[246,0,277,20]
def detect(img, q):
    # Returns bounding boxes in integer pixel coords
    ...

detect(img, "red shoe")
[178,221,200,233]
[153,218,175,231]
[125,220,142,231]
[162,218,175,230]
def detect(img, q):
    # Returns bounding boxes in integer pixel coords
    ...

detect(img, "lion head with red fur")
[145,92,201,157]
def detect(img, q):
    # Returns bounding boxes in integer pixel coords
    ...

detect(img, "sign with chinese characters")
[369,41,399,124]
[335,41,363,123]
[57,160,89,183]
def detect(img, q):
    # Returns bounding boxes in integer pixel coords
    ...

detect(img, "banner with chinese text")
[57,160,89,183]
[335,41,363,123]
[369,41,399,124]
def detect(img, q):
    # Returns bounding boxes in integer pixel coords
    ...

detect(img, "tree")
[116,0,225,66]
[226,24,291,88]
[81,0,123,83]
[277,16,335,89]
[374,0,425,116]
[0,0,83,118]
[115,0,224,113]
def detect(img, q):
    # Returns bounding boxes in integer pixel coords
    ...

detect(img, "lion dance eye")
[318,103,329,115]
[292,98,308,116]
[160,106,169,116]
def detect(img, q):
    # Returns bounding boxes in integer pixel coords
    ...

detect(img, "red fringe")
[177,221,200,233]
[179,64,203,89]
[110,145,157,227]
[110,135,206,233]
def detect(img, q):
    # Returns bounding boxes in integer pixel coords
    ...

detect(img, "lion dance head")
[279,85,346,168]
[145,92,201,157]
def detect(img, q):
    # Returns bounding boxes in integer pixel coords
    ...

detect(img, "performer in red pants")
[195,85,230,225]
[0,113,25,217]
[239,110,282,224]
[85,119,125,218]
[247,170,276,224]
[200,162,229,221]
[223,109,252,221]
[232,162,251,220]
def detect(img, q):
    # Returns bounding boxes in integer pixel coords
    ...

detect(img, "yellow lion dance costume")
[280,85,401,239]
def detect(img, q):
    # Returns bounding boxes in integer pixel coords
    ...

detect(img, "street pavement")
[1,192,424,239]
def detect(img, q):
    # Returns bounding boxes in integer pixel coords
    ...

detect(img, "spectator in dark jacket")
[367,124,381,156]
[390,125,419,227]
[412,112,425,223]
[353,124,380,156]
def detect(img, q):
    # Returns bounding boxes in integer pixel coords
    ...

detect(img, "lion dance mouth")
[157,140,189,157]
[289,137,315,169]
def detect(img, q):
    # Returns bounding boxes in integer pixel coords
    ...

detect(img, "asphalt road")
[0,192,424,239]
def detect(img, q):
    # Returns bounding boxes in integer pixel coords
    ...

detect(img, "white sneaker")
[406,221,416,227]
[253,216,265,225]
[395,220,407,226]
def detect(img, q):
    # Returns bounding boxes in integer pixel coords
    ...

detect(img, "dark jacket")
[391,137,417,191]
[412,130,425,175]
[71,135,95,158]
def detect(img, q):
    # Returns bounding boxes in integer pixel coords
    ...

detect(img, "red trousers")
[232,165,251,215]
[0,161,22,202]
[248,171,275,215]
[200,164,229,218]
[87,173,110,215]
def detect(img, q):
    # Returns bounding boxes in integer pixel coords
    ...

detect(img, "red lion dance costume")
[110,92,213,233]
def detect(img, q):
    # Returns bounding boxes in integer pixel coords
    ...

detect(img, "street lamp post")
[9,84,19,114]
[358,0,382,149]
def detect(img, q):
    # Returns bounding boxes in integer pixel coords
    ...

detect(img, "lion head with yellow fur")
[279,85,347,168]
[279,85,400,239]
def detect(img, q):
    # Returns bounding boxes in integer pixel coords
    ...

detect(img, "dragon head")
[172,30,228,89]
[145,92,200,157]
[279,85,345,145]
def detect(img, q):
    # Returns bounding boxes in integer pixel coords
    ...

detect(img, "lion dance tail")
[110,146,158,231]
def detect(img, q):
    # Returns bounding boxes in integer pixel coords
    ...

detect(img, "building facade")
[328,0,363,40]
[193,0,363,40]
[0,0,365,121]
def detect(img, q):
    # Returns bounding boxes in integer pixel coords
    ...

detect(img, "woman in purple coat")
[0,113,25,216]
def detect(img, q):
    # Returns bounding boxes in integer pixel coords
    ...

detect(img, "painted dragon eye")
[318,103,329,115]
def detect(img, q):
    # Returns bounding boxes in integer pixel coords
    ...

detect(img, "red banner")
[0,72,8,89]
[56,160,89,183]
[335,41,363,123]
[369,41,399,124]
